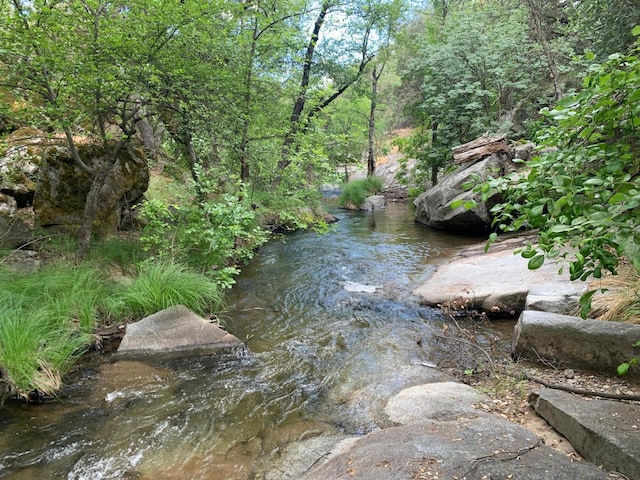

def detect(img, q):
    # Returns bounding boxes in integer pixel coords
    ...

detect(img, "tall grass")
[0,249,229,399]
[113,261,226,319]
[338,176,384,207]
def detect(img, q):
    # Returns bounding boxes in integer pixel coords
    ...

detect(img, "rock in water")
[117,305,243,357]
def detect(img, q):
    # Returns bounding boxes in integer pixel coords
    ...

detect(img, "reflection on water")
[0,203,490,480]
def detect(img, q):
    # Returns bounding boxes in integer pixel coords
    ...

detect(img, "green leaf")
[617,362,630,376]
[579,289,598,319]
[609,192,629,204]
[527,255,545,270]
[633,25,640,37]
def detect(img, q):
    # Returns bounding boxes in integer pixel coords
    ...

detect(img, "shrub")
[339,176,384,207]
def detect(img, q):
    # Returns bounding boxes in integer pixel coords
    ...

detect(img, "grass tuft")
[338,176,384,207]
[114,261,225,319]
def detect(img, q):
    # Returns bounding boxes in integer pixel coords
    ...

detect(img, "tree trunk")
[279,1,330,171]
[367,64,383,177]
[76,165,109,261]
[525,0,563,101]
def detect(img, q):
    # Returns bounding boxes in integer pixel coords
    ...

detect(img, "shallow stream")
[0,202,502,479]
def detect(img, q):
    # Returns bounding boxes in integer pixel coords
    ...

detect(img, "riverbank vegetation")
[1,0,639,398]
[338,176,384,207]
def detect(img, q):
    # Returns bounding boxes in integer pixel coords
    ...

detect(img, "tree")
[278,0,404,178]
[393,2,577,187]
[571,0,640,57]
[0,1,163,258]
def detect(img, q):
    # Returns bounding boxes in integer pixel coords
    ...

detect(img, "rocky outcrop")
[512,310,640,377]
[0,127,149,235]
[300,381,611,480]
[413,139,535,232]
[414,150,518,231]
[412,235,587,316]
[531,388,640,480]
[117,305,243,357]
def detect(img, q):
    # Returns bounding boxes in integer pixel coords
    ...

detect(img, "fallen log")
[452,134,509,165]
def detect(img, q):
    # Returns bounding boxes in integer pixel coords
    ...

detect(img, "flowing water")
[0,202,498,480]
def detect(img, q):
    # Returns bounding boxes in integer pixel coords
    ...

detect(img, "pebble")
[564,369,575,379]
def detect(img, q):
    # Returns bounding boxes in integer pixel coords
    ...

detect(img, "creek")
[0,202,504,480]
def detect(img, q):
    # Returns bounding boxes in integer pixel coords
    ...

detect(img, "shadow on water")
[0,203,502,480]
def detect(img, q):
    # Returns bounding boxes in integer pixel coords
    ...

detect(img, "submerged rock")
[117,305,243,357]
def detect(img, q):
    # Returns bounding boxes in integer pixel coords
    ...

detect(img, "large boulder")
[117,305,243,357]
[413,235,588,316]
[512,310,640,377]
[33,139,148,234]
[414,151,518,231]
[1,127,149,235]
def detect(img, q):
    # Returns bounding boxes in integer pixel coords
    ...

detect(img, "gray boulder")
[414,151,517,232]
[117,305,243,357]
[512,310,640,377]
[532,388,640,480]
[360,195,386,211]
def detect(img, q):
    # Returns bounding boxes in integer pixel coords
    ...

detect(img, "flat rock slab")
[513,310,640,377]
[117,305,242,357]
[532,388,640,480]
[300,415,613,480]
[413,237,588,315]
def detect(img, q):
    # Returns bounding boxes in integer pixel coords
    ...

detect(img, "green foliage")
[572,0,640,57]
[113,261,226,320]
[481,36,640,289]
[0,305,90,398]
[338,176,384,207]
[394,3,574,184]
[138,184,267,281]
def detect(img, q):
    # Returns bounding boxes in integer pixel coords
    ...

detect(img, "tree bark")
[279,1,330,171]
[367,63,384,177]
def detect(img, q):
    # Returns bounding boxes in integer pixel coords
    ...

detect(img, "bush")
[339,176,384,207]
[138,192,267,281]
[477,31,640,290]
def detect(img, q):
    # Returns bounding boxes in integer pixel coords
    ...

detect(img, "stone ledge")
[532,388,640,480]
[512,310,640,378]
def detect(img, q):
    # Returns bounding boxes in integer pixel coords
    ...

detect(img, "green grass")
[338,176,384,207]
[113,261,226,320]
[0,255,228,400]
